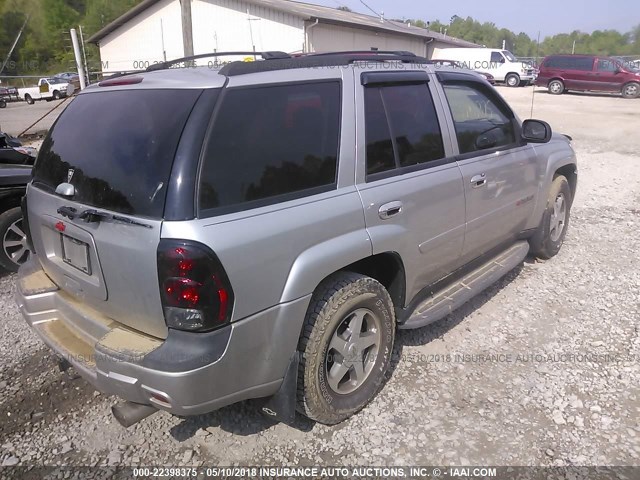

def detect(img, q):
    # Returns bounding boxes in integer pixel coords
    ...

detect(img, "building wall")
[99,0,184,73]
[192,0,305,59]
[308,23,426,56]
[426,40,465,59]
[96,0,468,72]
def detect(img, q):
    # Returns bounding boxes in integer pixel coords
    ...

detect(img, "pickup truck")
[18,77,75,105]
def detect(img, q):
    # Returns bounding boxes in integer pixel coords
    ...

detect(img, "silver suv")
[16,51,577,427]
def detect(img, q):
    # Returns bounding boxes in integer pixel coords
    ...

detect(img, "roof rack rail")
[305,50,418,58]
[219,52,429,77]
[146,51,291,72]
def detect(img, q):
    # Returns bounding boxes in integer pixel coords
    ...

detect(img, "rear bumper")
[16,257,311,415]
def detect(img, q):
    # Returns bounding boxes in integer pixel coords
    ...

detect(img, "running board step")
[399,241,529,330]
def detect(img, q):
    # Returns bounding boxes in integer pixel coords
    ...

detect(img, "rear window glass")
[33,89,201,218]
[198,81,340,214]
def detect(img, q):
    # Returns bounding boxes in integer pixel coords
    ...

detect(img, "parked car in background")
[0,131,35,271]
[432,47,536,87]
[16,51,577,428]
[54,71,82,90]
[427,59,496,84]
[536,54,640,98]
[18,77,75,105]
[0,86,19,108]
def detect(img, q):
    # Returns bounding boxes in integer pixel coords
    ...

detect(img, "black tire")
[52,90,61,100]
[25,94,34,105]
[0,99,5,108]
[621,82,640,99]
[548,79,565,95]
[529,175,572,260]
[0,207,31,272]
[297,272,395,424]
[505,73,520,87]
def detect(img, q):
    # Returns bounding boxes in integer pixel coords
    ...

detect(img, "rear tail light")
[157,239,234,332]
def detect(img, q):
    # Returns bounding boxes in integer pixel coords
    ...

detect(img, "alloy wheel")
[325,308,382,395]
[549,193,567,242]
[3,217,31,267]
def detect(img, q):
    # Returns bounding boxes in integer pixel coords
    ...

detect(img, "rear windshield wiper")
[79,209,153,229]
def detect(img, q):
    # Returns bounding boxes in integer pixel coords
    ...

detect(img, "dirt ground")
[0,85,639,468]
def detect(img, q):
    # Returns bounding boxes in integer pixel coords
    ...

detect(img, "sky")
[309,0,640,39]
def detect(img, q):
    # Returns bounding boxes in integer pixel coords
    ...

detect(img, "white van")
[431,48,536,87]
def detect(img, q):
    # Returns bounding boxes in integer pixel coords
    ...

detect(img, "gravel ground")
[0,97,71,137]
[1,86,639,468]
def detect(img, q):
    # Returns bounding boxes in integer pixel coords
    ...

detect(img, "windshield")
[47,78,65,84]
[33,88,202,218]
[502,50,517,62]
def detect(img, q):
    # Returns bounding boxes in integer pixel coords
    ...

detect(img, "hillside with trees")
[0,0,143,76]
[1,0,638,76]
[425,16,640,58]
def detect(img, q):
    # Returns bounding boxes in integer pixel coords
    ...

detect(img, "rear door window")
[33,89,202,218]
[198,81,341,215]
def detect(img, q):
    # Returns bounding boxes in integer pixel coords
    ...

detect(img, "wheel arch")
[554,163,577,206]
[341,252,406,310]
[0,194,23,212]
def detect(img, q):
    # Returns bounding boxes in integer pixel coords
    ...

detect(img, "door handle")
[378,201,403,219]
[470,174,487,188]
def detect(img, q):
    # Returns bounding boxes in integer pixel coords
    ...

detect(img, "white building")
[88,0,477,73]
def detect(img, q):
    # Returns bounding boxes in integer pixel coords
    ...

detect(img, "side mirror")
[522,119,552,143]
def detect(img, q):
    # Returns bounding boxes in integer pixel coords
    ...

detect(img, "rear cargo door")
[29,88,203,339]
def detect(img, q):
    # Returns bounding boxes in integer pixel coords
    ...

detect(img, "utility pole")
[78,25,90,84]
[181,0,194,58]
[70,29,87,89]
[160,19,167,61]
[0,15,29,75]
[572,40,576,54]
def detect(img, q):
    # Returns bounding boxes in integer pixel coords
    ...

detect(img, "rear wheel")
[0,99,5,108]
[622,82,640,99]
[529,175,572,259]
[506,73,520,87]
[548,79,565,95]
[25,94,34,105]
[0,207,31,272]
[297,272,395,424]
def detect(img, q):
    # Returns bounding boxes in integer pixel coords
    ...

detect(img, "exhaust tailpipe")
[112,401,158,428]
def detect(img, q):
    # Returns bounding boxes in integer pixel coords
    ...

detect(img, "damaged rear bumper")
[16,256,310,416]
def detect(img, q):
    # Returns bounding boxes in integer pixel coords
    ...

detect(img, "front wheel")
[506,73,520,87]
[297,272,395,424]
[0,99,5,108]
[52,90,61,100]
[529,175,572,259]
[622,82,640,99]
[548,79,565,95]
[0,207,31,272]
